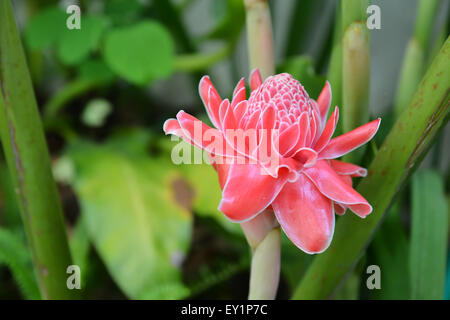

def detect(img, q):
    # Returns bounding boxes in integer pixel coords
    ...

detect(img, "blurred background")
[0,0,449,299]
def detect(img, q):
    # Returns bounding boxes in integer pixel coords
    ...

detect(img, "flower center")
[246,73,318,128]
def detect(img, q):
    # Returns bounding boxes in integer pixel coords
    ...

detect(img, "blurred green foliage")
[0,0,448,300]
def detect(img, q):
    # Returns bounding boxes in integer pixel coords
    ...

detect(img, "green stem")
[414,0,440,50]
[174,45,234,72]
[244,0,275,79]
[248,228,280,300]
[326,1,343,134]
[43,78,101,119]
[394,0,440,116]
[242,0,278,300]
[292,37,450,299]
[241,210,280,300]
[0,0,77,299]
[342,0,370,163]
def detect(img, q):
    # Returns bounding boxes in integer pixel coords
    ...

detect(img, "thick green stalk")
[242,0,278,300]
[241,210,280,300]
[244,0,275,80]
[293,37,450,300]
[342,0,370,162]
[394,0,440,116]
[0,0,76,299]
[326,1,343,134]
[248,228,280,299]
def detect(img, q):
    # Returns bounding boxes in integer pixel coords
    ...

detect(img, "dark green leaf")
[410,170,448,299]
[370,201,410,299]
[57,16,109,65]
[24,7,66,50]
[103,21,174,85]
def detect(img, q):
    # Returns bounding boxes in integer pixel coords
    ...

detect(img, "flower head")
[164,69,380,254]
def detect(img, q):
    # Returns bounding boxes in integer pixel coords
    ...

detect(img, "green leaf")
[277,56,326,99]
[67,135,192,299]
[24,7,66,50]
[410,170,448,299]
[159,138,241,235]
[370,201,410,299]
[0,228,41,299]
[57,16,109,65]
[103,21,174,85]
[78,59,115,83]
[104,0,145,26]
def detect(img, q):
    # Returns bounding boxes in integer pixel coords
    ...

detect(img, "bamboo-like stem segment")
[292,37,450,300]
[0,0,76,299]
[248,227,281,300]
[241,210,280,299]
[244,0,275,80]
[242,0,279,300]
[342,0,370,163]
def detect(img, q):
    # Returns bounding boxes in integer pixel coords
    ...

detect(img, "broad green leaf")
[103,21,174,85]
[160,138,241,235]
[57,16,109,65]
[78,59,115,83]
[67,136,192,299]
[369,201,410,299]
[24,7,66,50]
[0,228,41,299]
[410,170,448,299]
[277,56,326,98]
[104,0,145,26]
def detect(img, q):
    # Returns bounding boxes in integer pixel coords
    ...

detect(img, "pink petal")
[329,159,367,177]
[250,69,262,91]
[163,118,185,137]
[314,107,339,152]
[278,122,300,156]
[175,111,238,159]
[233,100,248,127]
[303,160,372,217]
[199,76,222,129]
[317,81,332,124]
[319,118,381,159]
[293,147,317,168]
[290,112,309,153]
[209,155,231,190]
[231,78,246,110]
[218,164,289,222]
[272,174,335,254]
[334,203,347,215]
[245,110,261,130]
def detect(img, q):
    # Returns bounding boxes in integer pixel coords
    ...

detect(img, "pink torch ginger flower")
[164,70,380,254]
